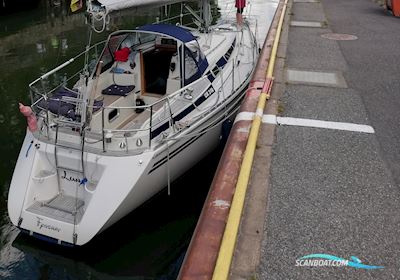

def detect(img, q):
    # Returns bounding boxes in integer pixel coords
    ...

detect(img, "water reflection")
[0,2,221,279]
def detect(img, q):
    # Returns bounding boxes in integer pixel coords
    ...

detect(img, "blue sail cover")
[138,24,209,85]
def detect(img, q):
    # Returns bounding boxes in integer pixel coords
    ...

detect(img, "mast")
[200,0,211,32]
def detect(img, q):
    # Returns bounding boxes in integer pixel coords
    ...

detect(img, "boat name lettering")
[203,86,215,99]
[61,170,81,183]
[36,217,61,232]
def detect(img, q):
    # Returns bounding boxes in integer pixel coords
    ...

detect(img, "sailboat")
[8,0,258,245]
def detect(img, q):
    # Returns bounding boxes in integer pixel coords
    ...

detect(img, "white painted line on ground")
[290,21,323,28]
[235,112,375,133]
[266,116,375,133]
[262,114,277,124]
[277,117,375,133]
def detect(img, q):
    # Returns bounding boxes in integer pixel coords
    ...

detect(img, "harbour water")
[0,0,276,279]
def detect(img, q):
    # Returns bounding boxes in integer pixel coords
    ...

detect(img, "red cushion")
[114,47,131,62]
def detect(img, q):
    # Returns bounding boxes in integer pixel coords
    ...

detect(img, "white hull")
[103,78,248,231]
[8,21,257,245]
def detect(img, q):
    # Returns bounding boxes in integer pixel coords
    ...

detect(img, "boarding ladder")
[51,92,88,245]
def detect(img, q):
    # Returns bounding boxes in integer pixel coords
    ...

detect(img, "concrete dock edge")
[229,2,292,279]
[178,1,286,279]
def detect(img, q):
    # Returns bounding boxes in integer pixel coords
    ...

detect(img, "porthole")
[108,109,119,122]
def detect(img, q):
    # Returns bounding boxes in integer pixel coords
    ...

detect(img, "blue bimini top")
[138,23,197,43]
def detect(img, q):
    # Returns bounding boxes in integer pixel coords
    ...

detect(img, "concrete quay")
[233,0,400,279]
[180,0,400,279]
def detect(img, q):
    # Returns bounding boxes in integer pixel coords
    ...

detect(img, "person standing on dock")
[236,0,246,25]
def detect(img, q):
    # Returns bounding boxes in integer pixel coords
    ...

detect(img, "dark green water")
[0,1,225,279]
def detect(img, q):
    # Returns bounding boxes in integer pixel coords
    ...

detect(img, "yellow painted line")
[212,0,289,279]
[266,1,285,80]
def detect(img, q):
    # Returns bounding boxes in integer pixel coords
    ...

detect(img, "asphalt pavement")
[232,0,400,279]
[322,0,400,187]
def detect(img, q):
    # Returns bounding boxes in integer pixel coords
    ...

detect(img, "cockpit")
[89,24,209,131]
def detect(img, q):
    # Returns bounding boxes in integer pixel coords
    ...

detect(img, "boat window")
[109,34,127,53]
[183,40,208,85]
[120,32,157,49]
[97,32,157,75]
[108,109,119,122]
[98,34,127,74]
[120,34,140,49]
[99,47,112,73]
[186,40,203,62]
[184,50,198,82]
[137,33,157,45]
